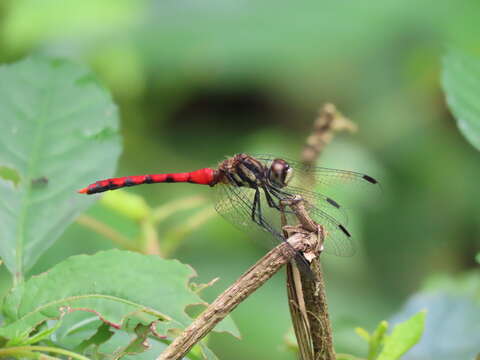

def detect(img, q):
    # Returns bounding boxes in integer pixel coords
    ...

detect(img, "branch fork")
[157,197,323,360]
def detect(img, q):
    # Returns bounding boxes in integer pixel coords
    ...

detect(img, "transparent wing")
[214,182,355,257]
[278,184,349,225]
[304,202,356,256]
[252,153,380,211]
[214,183,256,231]
[270,192,356,257]
[251,154,365,256]
[213,183,282,245]
[252,153,379,187]
[213,183,317,275]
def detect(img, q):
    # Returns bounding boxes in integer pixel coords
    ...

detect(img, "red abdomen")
[78,168,216,195]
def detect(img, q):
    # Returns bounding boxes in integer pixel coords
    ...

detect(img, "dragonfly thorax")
[217,154,293,190]
[217,154,266,188]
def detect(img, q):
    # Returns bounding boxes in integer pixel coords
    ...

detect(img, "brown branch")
[286,202,335,360]
[302,260,334,358]
[286,261,314,359]
[287,103,356,360]
[157,229,319,360]
[283,198,327,360]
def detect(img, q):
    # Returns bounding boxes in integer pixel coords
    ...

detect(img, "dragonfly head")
[268,158,293,188]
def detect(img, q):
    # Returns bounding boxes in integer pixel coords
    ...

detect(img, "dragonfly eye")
[269,159,292,188]
[284,167,294,185]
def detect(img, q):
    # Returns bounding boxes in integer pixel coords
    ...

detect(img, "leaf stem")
[0,346,91,360]
[151,196,206,224]
[13,271,23,288]
[161,207,216,257]
[76,214,140,252]
[140,218,161,255]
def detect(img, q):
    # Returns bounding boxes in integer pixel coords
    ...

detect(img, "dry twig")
[301,103,357,166]
[157,222,321,360]
[286,103,357,360]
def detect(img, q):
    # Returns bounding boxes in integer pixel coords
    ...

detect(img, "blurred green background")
[1,1,479,359]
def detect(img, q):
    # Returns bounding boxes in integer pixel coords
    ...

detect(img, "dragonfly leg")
[268,186,291,201]
[264,187,297,215]
[252,189,270,228]
[251,189,261,223]
[252,188,286,241]
[258,189,313,274]
[263,187,280,209]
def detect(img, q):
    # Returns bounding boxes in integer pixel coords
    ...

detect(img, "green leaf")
[0,56,121,278]
[377,311,425,360]
[96,330,166,360]
[19,314,65,346]
[355,327,371,342]
[356,321,389,360]
[0,250,206,342]
[76,322,114,354]
[111,323,155,359]
[104,323,220,360]
[36,311,110,352]
[94,326,216,360]
[442,49,480,151]
[368,321,388,360]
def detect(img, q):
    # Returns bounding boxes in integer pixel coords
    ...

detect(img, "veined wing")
[252,153,378,187]
[214,181,356,256]
[271,190,356,257]
[253,153,380,212]
[214,183,316,272]
[303,201,356,256]
[213,183,283,243]
[276,184,348,225]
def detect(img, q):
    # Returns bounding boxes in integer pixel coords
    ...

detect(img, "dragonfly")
[78,153,378,259]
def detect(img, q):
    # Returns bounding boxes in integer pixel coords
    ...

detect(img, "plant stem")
[140,218,161,255]
[152,196,206,224]
[161,207,216,257]
[76,214,139,252]
[0,346,91,360]
[157,231,317,360]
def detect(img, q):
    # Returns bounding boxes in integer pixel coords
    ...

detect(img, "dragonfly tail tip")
[362,175,378,184]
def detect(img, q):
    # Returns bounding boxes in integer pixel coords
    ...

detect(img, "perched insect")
[79,153,378,260]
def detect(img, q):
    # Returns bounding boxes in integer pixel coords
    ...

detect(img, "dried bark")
[158,228,319,360]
